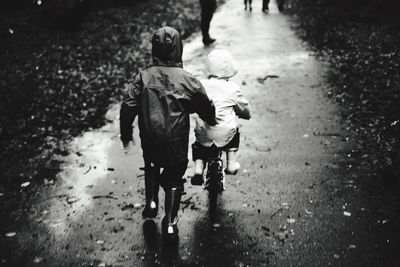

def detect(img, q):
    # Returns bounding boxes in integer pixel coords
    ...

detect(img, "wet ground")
[2,0,400,266]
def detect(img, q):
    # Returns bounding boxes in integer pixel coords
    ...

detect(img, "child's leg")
[191,141,207,185]
[142,160,160,218]
[194,159,205,175]
[192,141,206,175]
[226,148,240,174]
[160,160,187,240]
[224,129,241,175]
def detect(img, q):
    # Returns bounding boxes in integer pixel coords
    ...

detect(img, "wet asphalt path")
[3,0,396,266]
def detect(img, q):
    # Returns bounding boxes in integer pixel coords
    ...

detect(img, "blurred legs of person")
[277,0,284,12]
[200,0,217,45]
[244,0,252,11]
[263,0,284,12]
[262,0,269,12]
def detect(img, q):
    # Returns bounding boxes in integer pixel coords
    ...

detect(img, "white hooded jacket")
[195,50,251,147]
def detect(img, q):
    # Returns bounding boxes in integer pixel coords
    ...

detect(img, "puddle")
[43,104,120,235]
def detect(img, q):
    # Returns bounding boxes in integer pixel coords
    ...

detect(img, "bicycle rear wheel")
[206,161,224,217]
[208,178,219,217]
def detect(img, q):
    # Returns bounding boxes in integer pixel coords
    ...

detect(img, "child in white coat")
[191,49,251,185]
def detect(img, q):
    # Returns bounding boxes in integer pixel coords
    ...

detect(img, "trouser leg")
[160,160,188,238]
[192,142,211,185]
[142,161,160,218]
[164,187,182,225]
[201,10,212,39]
[277,0,284,11]
[223,130,240,175]
[200,0,216,40]
[262,0,269,11]
[192,141,207,175]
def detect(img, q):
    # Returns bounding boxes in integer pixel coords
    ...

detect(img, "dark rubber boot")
[142,166,159,219]
[162,187,182,242]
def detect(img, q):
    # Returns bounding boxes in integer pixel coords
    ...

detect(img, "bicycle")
[202,145,225,216]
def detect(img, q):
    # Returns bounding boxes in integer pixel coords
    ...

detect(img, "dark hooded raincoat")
[120,27,216,167]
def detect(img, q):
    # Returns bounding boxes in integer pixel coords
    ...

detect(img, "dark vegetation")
[1,0,399,194]
[0,0,202,188]
[288,0,400,181]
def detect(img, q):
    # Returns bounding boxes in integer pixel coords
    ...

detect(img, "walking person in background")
[120,26,216,241]
[263,0,284,12]
[200,0,217,45]
[244,0,252,11]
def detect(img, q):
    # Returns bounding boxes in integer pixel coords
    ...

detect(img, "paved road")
[3,0,398,266]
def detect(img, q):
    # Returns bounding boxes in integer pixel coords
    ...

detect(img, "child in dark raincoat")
[120,26,216,240]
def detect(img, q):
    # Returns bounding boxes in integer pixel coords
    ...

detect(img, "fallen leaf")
[275,231,288,241]
[67,196,79,204]
[287,218,296,224]
[5,232,16,237]
[348,244,357,250]
[33,256,44,264]
[21,182,30,188]
[212,223,221,228]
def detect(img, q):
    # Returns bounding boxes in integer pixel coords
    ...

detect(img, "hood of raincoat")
[152,26,183,67]
[206,49,238,79]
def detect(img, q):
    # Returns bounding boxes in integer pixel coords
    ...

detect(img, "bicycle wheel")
[208,176,219,217]
[206,161,223,217]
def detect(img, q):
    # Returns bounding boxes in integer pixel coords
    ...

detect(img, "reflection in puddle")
[285,51,310,62]
[44,104,119,235]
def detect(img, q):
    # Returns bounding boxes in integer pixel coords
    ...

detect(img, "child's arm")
[233,86,251,120]
[120,74,142,143]
[191,81,217,126]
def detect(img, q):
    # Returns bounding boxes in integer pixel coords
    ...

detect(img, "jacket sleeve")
[191,81,217,126]
[119,74,142,142]
[233,86,251,120]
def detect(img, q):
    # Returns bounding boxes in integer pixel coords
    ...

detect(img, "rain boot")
[162,187,182,242]
[142,166,159,219]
